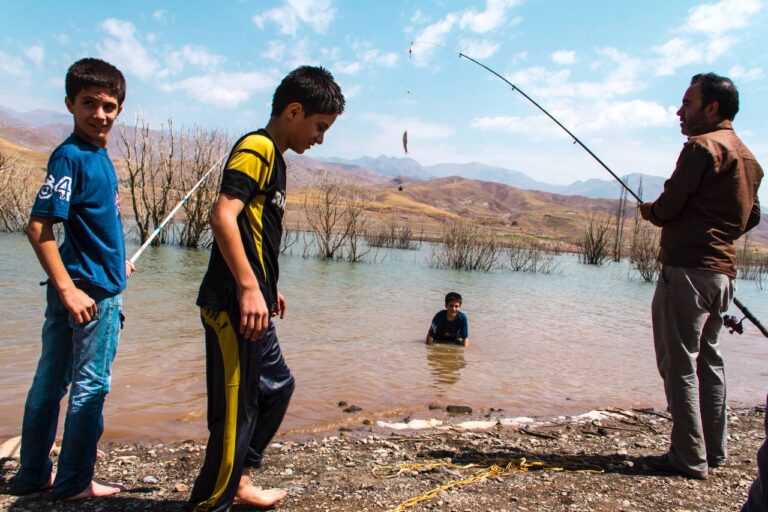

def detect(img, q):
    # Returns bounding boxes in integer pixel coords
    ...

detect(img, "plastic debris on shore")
[376,418,443,430]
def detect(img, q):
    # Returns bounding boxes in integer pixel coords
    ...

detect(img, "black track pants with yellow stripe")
[189,308,294,512]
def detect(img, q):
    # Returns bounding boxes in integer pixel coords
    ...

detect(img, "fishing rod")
[410,40,768,338]
[129,153,227,265]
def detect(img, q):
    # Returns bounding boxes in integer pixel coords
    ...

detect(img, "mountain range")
[319,155,665,201]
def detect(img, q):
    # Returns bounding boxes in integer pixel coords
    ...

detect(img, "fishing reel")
[723,314,744,335]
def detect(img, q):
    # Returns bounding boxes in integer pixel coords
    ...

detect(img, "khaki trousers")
[652,265,733,477]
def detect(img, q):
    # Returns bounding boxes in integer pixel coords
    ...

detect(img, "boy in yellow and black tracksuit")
[189,66,345,511]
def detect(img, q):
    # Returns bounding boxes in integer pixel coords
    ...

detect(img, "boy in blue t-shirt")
[426,292,470,347]
[12,58,134,501]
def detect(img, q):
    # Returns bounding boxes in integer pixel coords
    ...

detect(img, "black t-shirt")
[197,129,286,311]
[428,310,469,342]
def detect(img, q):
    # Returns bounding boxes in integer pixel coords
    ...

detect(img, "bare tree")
[579,209,612,265]
[117,116,167,244]
[629,221,661,282]
[368,211,419,250]
[613,181,629,261]
[343,184,373,262]
[506,239,559,274]
[0,151,37,232]
[430,219,499,271]
[175,126,229,248]
[302,169,349,260]
[627,177,660,282]
[736,233,767,289]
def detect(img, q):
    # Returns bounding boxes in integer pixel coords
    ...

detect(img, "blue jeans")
[13,282,122,499]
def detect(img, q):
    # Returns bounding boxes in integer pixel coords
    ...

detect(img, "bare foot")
[66,479,125,500]
[235,475,287,508]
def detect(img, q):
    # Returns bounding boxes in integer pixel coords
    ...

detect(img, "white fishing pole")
[129,153,227,265]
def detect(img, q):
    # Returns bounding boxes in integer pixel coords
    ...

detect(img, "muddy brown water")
[2,233,766,442]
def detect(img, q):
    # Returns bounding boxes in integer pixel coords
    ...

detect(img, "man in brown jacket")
[639,72,763,480]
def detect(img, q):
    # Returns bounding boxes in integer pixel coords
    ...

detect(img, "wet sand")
[1,401,765,512]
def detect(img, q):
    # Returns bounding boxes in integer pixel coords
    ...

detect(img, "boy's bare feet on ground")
[67,479,125,500]
[235,474,287,507]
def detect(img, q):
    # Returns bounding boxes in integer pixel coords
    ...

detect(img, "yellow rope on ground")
[373,455,603,512]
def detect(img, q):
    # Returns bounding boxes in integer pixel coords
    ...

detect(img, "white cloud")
[336,42,400,74]
[410,9,429,24]
[580,100,677,132]
[262,40,286,62]
[166,45,225,74]
[334,61,363,75]
[551,50,576,65]
[342,84,362,98]
[653,37,704,76]
[53,33,69,45]
[459,0,522,33]
[472,100,675,138]
[23,45,45,66]
[160,70,280,108]
[411,1,521,66]
[508,51,527,66]
[153,9,168,24]
[686,0,762,35]
[652,0,763,76]
[99,18,160,80]
[458,38,499,59]
[0,50,28,77]
[253,0,335,35]
[729,65,764,80]
[360,48,399,68]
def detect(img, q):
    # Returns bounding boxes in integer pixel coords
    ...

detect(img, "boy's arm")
[209,193,269,341]
[27,216,96,324]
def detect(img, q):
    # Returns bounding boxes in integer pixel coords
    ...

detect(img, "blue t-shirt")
[428,310,469,342]
[30,134,126,295]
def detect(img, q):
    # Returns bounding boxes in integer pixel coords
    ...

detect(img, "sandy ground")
[0,402,765,512]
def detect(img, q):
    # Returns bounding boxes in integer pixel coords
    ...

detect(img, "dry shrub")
[430,219,499,271]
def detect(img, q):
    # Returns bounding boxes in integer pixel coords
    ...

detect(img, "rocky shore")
[1,403,765,512]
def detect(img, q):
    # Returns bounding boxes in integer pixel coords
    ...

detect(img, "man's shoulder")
[688,127,757,163]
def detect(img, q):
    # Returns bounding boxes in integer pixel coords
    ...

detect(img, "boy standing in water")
[12,58,133,500]
[189,66,345,511]
[426,292,470,347]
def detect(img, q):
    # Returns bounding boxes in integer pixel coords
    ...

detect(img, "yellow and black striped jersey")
[197,129,286,312]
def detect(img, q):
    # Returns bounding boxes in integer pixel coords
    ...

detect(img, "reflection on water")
[1,233,767,442]
[426,344,466,386]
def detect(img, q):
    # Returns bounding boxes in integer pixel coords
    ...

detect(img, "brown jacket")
[647,120,763,277]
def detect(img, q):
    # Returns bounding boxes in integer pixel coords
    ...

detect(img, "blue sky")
[0,0,766,192]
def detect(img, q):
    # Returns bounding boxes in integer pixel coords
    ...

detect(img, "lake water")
[1,233,767,442]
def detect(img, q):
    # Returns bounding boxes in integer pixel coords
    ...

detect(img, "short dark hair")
[66,58,126,106]
[445,292,462,305]
[271,65,345,117]
[691,72,739,121]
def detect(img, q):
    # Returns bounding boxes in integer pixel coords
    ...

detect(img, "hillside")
[2,127,767,249]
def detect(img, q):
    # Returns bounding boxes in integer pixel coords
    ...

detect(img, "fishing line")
[128,153,227,265]
[409,40,768,338]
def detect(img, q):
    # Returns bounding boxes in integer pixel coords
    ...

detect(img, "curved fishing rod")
[410,40,768,338]
[129,153,227,265]
[410,40,641,203]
